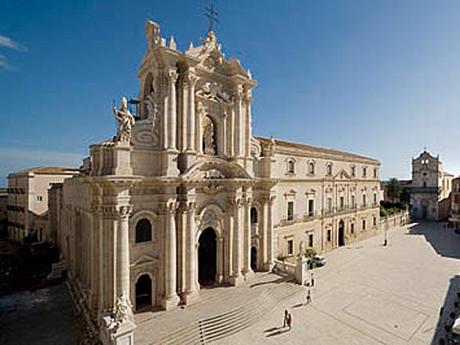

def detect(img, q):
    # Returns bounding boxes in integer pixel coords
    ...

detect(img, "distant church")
[51,20,381,344]
[410,149,453,221]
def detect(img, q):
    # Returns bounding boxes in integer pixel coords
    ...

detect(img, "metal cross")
[205,4,219,33]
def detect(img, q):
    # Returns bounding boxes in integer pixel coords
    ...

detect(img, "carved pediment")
[182,158,251,180]
[334,169,352,180]
[196,81,232,103]
[131,254,158,267]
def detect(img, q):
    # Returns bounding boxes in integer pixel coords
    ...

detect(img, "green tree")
[386,178,402,203]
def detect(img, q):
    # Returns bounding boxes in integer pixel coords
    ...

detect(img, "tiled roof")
[255,136,379,164]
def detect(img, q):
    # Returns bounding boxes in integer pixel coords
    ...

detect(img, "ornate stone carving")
[202,115,216,155]
[113,97,135,142]
[104,290,133,334]
[203,169,225,179]
[197,81,231,103]
[250,136,262,157]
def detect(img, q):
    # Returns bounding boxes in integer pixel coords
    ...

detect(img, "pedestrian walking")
[311,273,315,287]
[283,309,288,328]
[287,312,292,330]
[305,288,311,305]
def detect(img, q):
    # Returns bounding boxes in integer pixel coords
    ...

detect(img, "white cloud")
[0,34,27,51]
[0,54,13,71]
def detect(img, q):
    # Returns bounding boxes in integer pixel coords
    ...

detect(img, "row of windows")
[286,160,378,178]
[6,188,25,194]
[285,217,378,255]
[286,193,379,221]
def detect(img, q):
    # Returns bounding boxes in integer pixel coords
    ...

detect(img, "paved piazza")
[135,222,460,345]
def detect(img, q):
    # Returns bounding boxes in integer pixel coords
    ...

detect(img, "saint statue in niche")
[202,115,216,155]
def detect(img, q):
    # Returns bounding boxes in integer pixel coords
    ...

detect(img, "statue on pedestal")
[113,97,135,142]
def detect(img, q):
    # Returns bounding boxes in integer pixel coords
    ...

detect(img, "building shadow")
[264,325,289,337]
[431,275,460,345]
[406,222,460,260]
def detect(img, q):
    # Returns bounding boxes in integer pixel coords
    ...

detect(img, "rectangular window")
[373,217,377,227]
[327,197,332,212]
[308,199,314,216]
[351,223,355,234]
[339,196,344,210]
[373,168,377,178]
[287,239,293,255]
[351,166,355,177]
[327,229,331,242]
[308,234,314,247]
[287,201,294,221]
[363,167,367,177]
[351,195,355,208]
[362,194,367,207]
[362,219,366,230]
[373,193,377,205]
[37,196,43,202]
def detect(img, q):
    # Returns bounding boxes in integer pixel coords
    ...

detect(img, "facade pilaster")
[162,202,180,309]
[167,68,178,150]
[184,201,199,303]
[265,196,275,270]
[116,205,132,299]
[243,197,253,276]
[230,197,244,285]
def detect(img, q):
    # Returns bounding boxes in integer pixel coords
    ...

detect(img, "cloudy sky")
[0,0,459,186]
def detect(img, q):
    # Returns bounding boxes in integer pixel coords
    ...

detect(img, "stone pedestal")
[100,318,136,345]
[295,255,308,285]
[113,142,133,176]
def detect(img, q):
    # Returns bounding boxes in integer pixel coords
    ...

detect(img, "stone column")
[163,203,180,309]
[185,202,198,303]
[227,212,234,281]
[186,73,198,152]
[260,197,268,268]
[167,68,178,150]
[116,206,132,299]
[243,198,253,276]
[265,196,275,270]
[217,237,224,283]
[231,199,243,285]
[234,86,243,157]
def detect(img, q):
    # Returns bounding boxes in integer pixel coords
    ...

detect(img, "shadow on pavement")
[406,222,460,260]
[264,326,289,337]
[431,275,460,345]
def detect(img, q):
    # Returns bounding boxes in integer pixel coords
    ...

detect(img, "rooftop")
[256,136,379,164]
[9,166,79,176]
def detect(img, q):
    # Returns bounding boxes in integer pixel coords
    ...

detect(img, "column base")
[162,294,180,310]
[243,268,254,280]
[184,290,200,305]
[100,318,136,345]
[264,261,275,272]
[229,273,244,286]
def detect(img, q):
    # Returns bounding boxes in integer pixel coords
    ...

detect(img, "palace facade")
[52,21,381,344]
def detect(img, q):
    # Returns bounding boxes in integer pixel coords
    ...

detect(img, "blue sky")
[1,0,459,186]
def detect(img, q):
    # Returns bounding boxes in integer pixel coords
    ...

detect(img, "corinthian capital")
[166,68,178,84]
[183,71,199,88]
[117,205,132,220]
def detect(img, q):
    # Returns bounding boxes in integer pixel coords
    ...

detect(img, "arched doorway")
[338,220,345,247]
[251,246,258,271]
[198,227,217,286]
[135,274,152,311]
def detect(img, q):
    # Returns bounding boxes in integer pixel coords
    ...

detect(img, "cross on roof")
[205,4,219,33]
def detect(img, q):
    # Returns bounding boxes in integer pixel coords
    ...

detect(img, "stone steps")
[153,281,301,345]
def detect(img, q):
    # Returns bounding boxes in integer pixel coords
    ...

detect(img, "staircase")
[153,281,301,345]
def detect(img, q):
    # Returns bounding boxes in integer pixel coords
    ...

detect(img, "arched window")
[326,163,333,176]
[250,207,258,224]
[308,162,315,174]
[135,218,152,243]
[287,159,295,174]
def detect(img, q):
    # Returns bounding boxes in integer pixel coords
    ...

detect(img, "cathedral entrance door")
[198,227,217,286]
[135,274,152,311]
[251,246,257,271]
[338,220,345,247]
[422,205,428,219]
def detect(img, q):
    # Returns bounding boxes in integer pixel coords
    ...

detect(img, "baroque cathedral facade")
[53,21,381,344]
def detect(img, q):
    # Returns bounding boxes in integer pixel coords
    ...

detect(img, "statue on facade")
[203,115,216,155]
[113,97,135,142]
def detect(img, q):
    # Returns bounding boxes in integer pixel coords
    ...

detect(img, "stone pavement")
[216,222,460,345]
[134,222,460,345]
[0,283,81,345]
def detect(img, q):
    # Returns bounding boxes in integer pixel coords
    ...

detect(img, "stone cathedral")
[54,20,381,344]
